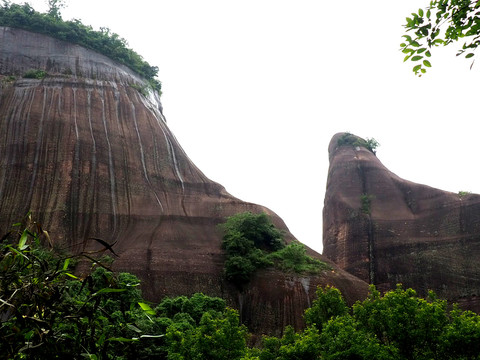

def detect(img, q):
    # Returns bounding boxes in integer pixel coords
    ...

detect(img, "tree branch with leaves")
[401,0,480,75]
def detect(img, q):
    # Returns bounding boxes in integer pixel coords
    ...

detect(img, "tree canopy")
[2,219,480,359]
[402,0,480,75]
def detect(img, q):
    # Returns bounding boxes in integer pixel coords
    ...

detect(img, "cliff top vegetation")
[0,0,162,93]
[337,132,380,154]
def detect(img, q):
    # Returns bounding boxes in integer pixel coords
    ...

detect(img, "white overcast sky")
[14,0,480,253]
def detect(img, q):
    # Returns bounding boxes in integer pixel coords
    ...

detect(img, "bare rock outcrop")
[0,27,368,335]
[323,132,480,311]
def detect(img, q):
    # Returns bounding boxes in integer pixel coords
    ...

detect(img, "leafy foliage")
[23,69,47,79]
[220,212,328,286]
[360,193,373,214]
[0,220,163,359]
[257,325,322,360]
[3,222,480,360]
[458,190,472,197]
[267,242,330,274]
[220,212,283,285]
[258,284,480,360]
[221,212,284,252]
[0,220,245,359]
[0,1,161,92]
[166,308,247,360]
[304,286,348,332]
[337,132,380,154]
[401,0,480,75]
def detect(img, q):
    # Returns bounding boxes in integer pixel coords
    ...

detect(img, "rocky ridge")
[323,132,480,311]
[0,27,368,335]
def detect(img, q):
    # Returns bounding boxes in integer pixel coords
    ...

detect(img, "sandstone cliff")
[0,27,368,335]
[323,132,480,311]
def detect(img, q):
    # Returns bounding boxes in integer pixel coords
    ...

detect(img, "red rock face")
[0,28,368,334]
[323,132,480,311]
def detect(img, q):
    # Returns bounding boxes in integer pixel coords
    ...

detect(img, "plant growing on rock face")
[220,212,281,285]
[267,242,330,274]
[458,190,471,198]
[220,212,329,286]
[360,193,373,214]
[23,69,47,79]
[337,133,380,154]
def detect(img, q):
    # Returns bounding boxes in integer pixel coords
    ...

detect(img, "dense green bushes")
[0,220,246,359]
[248,285,480,360]
[2,220,480,359]
[0,1,161,92]
[220,212,329,286]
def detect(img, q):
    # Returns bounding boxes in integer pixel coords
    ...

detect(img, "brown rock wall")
[324,132,480,311]
[0,29,369,335]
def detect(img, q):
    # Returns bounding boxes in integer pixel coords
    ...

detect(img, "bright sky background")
[14,0,480,254]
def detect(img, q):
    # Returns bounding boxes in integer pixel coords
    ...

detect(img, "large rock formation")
[0,27,368,335]
[323,132,480,311]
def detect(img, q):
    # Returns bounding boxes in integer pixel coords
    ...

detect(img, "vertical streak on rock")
[46,88,63,226]
[40,89,57,219]
[113,87,131,218]
[27,86,47,210]
[0,86,21,207]
[131,102,164,211]
[367,215,375,285]
[85,89,97,240]
[163,126,185,191]
[158,118,187,215]
[70,87,80,243]
[356,149,376,285]
[167,134,186,215]
[100,89,117,234]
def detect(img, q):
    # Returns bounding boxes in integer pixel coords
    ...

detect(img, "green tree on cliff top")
[0,1,161,92]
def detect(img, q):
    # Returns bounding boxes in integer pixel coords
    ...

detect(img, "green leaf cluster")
[23,69,47,79]
[0,1,161,93]
[402,0,480,75]
[360,193,373,215]
[166,308,248,360]
[337,133,380,154]
[3,221,480,359]
[220,212,283,285]
[255,284,480,360]
[267,242,330,274]
[220,212,328,286]
[0,220,247,359]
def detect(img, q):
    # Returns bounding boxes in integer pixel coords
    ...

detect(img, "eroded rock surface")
[323,132,480,311]
[0,28,368,334]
